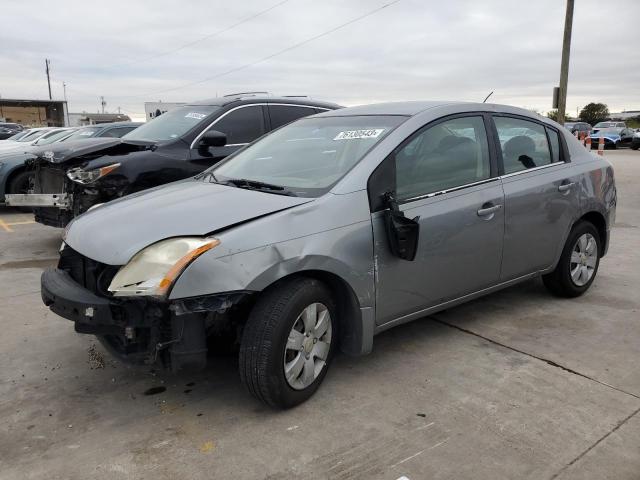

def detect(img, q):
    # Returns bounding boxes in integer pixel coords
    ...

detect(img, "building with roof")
[67,112,132,127]
[0,98,68,127]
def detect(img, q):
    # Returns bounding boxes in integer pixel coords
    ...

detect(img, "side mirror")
[199,130,227,148]
[383,192,420,261]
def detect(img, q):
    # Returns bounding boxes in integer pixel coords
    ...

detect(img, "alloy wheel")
[283,302,332,390]
[570,233,597,286]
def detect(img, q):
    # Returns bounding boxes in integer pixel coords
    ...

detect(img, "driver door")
[370,114,505,326]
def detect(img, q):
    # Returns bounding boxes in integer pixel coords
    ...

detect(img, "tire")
[632,145,639,151]
[239,277,337,409]
[7,170,34,212]
[543,221,601,297]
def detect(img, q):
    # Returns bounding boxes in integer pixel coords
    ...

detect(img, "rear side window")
[494,117,552,174]
[546,127,562,163]
[269,105,318,129]
[211,106,265,144]
[394,116,491,200]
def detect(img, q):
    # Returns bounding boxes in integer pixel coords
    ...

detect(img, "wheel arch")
[579,211,607,256]
[3,164,28,194]
[257,269,372,357]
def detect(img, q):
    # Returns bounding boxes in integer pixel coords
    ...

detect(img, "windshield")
[7,130,30,141]
[594,122,615,128]
[61,127,101,141]
[33,129,73,145]
[211,115,406,197]
[19,129,49,142]
[123,105,219,142]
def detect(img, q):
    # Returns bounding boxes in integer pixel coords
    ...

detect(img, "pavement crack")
[432,317,640,400]
[548,406,640,479]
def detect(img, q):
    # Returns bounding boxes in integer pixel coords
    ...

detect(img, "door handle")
[558,181,576,192]
[477,204,503,217]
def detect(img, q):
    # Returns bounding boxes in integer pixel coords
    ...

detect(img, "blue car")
[1,122,141,204]
[589,127,636,149]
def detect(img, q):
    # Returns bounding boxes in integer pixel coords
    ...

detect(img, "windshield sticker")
[185,112,207,120]
[333,129,385,140]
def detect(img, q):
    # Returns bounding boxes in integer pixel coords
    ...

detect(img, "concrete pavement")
[0,149,638,479]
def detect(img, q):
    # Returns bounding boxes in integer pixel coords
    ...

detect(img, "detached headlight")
[67,163,120,184]
[108,237,220,297]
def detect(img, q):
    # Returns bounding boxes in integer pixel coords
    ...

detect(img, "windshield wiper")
[197,171,220,183]
[223,178,297,196]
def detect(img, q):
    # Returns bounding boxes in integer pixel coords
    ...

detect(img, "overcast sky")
[1,0,638,120]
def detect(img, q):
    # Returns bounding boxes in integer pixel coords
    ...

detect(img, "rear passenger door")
[267,104,322,130]
[372,114,505,326]
[493,115,579,280]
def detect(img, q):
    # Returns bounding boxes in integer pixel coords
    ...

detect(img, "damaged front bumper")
[5,193,73,208]
[41,267,252,371]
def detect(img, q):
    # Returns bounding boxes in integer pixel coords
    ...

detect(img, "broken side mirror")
[199,130,227,148]
[383,192,420,261]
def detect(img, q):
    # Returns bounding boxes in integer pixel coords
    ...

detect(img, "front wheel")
[543,221,601,297]
[8,170,34,212]
[239,277,337,408]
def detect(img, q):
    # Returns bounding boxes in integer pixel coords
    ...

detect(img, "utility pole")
[45,59,52,100]
[100,96,106,114]
[62,82,70,126]
[556,0,575,126]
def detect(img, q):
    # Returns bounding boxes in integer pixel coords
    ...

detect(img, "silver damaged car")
[42,101,617,408]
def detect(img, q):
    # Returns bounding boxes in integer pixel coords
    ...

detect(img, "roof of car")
[90,121,143,128]
[187,95,342,110]
[314,101,552,119]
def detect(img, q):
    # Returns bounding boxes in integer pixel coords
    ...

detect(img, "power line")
[134,0,402,98]
[103,0,292,69]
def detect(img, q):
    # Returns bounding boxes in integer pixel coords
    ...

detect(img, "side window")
[210,106,265,145]
[494,117,552,174]
[269,105,318,129]
[546,127,562,163]
[395,116,491,201]
[101,127,136,138]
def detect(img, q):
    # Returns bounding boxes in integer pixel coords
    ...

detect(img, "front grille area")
[34,164,67,194]
[59,246,120,297]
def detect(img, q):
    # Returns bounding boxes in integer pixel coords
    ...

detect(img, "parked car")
[1,124,141,205]
[593,121,626,131]
[6,95,341,226]
[632,131,640,150]
[0,127,54,151]
[0,129,77,202]
[589,127,635,149]
[0,122,24,140]
[563,121,591,135]
[60,121,142,141]
[41,101,616,408]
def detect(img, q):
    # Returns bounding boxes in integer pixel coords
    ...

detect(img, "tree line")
[547,103,640,128]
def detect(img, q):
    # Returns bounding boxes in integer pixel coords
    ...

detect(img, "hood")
[64,179,314,265]
[33,138,156,164]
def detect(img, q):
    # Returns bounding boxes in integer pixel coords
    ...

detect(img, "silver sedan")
[42,101,616,408]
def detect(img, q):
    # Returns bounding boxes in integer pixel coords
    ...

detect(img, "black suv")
[7,95,342,227]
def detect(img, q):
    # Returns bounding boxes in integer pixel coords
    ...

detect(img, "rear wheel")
[543,221,600,297]
[239,277,337,409]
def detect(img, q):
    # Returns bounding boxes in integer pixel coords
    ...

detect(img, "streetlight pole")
[556,0,575,126]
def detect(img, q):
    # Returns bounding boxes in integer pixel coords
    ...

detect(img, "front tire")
[8,170,34,212]
[239,277,337,409]
[543,221,601,297]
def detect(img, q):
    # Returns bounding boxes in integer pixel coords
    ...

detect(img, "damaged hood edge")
[63,179,314,265]
[33,138,156,164]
